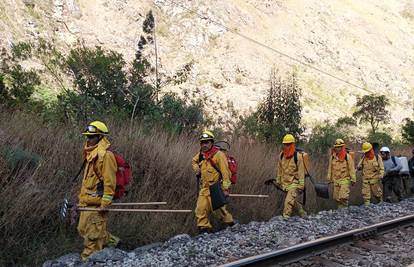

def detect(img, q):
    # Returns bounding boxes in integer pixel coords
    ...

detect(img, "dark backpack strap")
[207,157,222,179]
[72,160,87,183]
[391,156,397,167]
[294,151,298,166]
[281,151,299,168]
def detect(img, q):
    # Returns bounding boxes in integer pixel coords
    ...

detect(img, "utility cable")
[156,0,408,106]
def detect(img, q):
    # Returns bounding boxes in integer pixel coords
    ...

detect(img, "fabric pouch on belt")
[209,181,228,210]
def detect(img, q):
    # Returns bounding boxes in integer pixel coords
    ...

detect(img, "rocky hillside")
[1,0,414,128]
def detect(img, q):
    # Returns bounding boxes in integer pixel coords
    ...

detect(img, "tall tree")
[352,94,390,134]
[241,68,303,143]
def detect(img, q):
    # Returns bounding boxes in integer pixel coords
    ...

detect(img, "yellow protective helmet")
[361,142,372,153]
[334,138,345,147]
[282,134,295,144]
[82,121,109,136]
[199,130,215,141]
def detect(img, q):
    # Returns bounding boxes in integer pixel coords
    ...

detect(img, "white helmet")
[380,146,391,153]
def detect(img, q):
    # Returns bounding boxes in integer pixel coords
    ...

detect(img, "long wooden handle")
[229,194,269,198]
[78,207,192,213]
[111,202,167,206]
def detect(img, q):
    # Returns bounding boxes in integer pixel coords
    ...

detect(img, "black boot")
[198,227,211,235]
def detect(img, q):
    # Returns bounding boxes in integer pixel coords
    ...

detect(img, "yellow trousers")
[362,182,383,205]
[333,183,350,208]
[195,194,233,229]
[283,188,305,218]
[77,210,109,260]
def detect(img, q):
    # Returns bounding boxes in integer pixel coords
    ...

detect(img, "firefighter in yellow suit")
[78,121,119,260]
[276,134,306,219]
[327,139,356,208]
[358,142,384,205]
[192,130,234,233]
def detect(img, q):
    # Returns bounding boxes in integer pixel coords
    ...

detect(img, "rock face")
[44,198,414,267]
[1,0,414,127]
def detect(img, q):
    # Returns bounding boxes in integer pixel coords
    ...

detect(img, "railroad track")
[222,214,414,267]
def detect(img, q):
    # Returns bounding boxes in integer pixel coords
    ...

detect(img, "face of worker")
[86,135,101,146]
[200,140,213,152]
[283,143,292,148]
[334,147,342,153]
[380,151,390,160]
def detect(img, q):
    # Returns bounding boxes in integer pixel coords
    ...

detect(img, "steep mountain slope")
[1,0,413,128]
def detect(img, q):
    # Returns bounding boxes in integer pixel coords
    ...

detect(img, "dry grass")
[0,111,412,266]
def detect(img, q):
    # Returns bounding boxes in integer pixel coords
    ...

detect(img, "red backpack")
[112,152,132,199]
[206,147,238,184]
[227,155,238,184]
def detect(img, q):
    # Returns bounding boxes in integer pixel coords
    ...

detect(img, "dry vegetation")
[0,111,412,266]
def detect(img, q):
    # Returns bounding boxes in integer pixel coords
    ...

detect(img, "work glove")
[264,178,276,185]
[100,195,112,213]
[351,176,356,186]
[223,189,230,197]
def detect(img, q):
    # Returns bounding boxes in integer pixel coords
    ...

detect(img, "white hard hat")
[380,146,391,153]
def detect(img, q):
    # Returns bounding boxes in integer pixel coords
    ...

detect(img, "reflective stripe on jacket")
[78,138,117,207]
[327,154,356,184]
[359,156,384,182]
[276,152,305,191]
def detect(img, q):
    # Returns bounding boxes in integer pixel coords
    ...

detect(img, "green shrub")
[306,122,346,153]
[239,69,303,143]
[0,145,41,171]
[402,118,414,144]
[11,41,32,60]
[367,130,393,146]
[158,93,205,133]
[0,64,41,108]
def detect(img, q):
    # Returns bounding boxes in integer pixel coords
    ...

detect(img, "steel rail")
[221,214,414,267]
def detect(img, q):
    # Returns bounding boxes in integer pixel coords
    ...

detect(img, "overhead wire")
[156,0,408,105]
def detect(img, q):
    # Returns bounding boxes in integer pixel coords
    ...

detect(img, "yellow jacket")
[327,154,356,184]
[359,155,384,183]
[192,150,231,196]
[276,152,305,191]
[78,137,117,208]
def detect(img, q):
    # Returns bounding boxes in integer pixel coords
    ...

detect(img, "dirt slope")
[1,0,413,128]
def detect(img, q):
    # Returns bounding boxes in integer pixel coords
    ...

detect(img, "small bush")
[11,41,32,60]
[402,118,414,144]
[306,122,346,153]
[367,130,393,146]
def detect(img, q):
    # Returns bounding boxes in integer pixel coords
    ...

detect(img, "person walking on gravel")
[326,139,356,208]
[380,146,403,202]
[77,121,120,260]
[358,142,384,206]
[192,130,235,234]
[275,134,306,219]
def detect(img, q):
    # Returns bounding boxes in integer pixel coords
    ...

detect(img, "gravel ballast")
[43,198,414,267]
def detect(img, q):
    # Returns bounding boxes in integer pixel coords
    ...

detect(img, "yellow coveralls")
[77,137,118,260]
[327,154,356,208]
[192,150,233,230]
[276,152,305,218]
[359,156,384,205]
